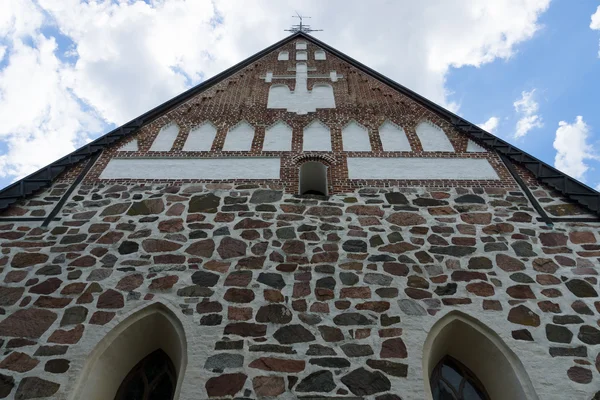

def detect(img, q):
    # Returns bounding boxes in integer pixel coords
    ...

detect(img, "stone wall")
[0,182,598,399]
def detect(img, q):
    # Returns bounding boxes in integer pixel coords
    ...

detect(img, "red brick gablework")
[84,40,518,192]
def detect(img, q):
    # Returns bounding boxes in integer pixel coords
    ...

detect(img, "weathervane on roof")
[285,12,323,34]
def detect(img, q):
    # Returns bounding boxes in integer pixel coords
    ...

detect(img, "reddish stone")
[116,274,143,291]
[197,301,223,314]
[224,322,266,336]
[11,253,49,268]
[347,205,384,217]
[96,231,124,244]
[204,260,230,273]
[508,305,540,327]
[341,287,371,299]
[205,373,247,397]
[482,300,502,311]
[380,242,418,254]
[356,301,390,312]
[429,206,458,216]
[280,204,306,214]
[166,203,185,216]
[264,289,284,302]
[4,271,27,283]
[383,262,409,276]
[460,213,492,225]
[508,211,532,222]
[224,288,255,303]
[89,223,110,233]
[29,278,62,295]
[234,218,272,229]
[153,254,186,264]
[228,307,252,321]
[293,282,311,298]
[536,274,560,286]
[452,237,476,246]
[100,202,131,216]
[442,298,472,306]
[386,212,426,226]
[404,288,432,299]
[466,282,495,297]
[149,275,178,290]
[97,289,124,309]
[142,239,182,253]
[380,338,407,358]
[532,258,558,273]
[306,206,343,216]
[214,212,235,222]
[34,296,72,308]
[249,357,305,372]
[569,231,596,244]
[253,376,285,397]
[217,237,247,259]
[482,223,514,235]
[507,285,536,299]
[359,217,381,226]
[567,366,592,384]
[158,218,184,233]
[241,230,260,240]
[539,232,568,247]
[68,255,96,267]
[90,311,115,325]
[0,351,39,372]
[310,251,339,263]
[0,287,24,306]
[541,288,562,298]
[282,240,305,254]
[451,271,487,282]
[225,271,252,287]
[538,301,561,313]
[48,324,84,344]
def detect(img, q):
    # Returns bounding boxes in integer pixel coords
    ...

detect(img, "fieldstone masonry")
[0,182,598,399]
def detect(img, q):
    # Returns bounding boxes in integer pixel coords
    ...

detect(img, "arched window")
[423,311,538,400]
[299,161,328,196]
[69,303,187,400]
[430,356,490,400]
[114,349,176,400]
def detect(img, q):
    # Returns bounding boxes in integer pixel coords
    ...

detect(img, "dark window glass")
[114,349,176,400]
[431,356,490,400]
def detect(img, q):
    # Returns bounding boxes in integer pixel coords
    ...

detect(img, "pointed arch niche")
[415,120,454,152]
[263,121,292,151]
[150,123,180,152]
[69,303,187,400]
[423,311,538,400]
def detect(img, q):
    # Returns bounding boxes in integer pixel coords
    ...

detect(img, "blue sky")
[447,1,600,189]
[0,0,599,191]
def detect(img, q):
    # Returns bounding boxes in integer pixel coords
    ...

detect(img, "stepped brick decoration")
[0,31,598,400]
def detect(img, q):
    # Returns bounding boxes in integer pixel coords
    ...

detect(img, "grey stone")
[60,307,88,327]
[340,272,359,286]
[341,343,374,357]
[309,357,351,368]
[429,246,477,257]
[274,325,316,344]
[257,273,285,289]
[565,279,598,298]
[256,305,293,324]
[14,377,59,400]
[250,190,283,204]
[189,193,220,213]
[204,353,244,370]
[306,344,337,356]
[177,285,214,297]
[398,299,427,316]
[276,227,296,239]
[578,325,600,345]
[213,227,230,236]
[546,324,573,343]
[333,313,374,326]
[191,271,220,287]
[343,240,368,253]
[87,269,112,282]
[455,194,485,204]
[384,193,408,205]
[510,273,535,284]
[511,241,537,257]
[341,368,391,396]
[434,283,457,296]
[0,373,14,398]
[364,273,392,286]
[296,370,335,393]
[118,241,139,255]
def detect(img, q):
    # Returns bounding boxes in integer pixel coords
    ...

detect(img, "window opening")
[430,356,490,400]
[299,161,328,196]
[114,349,176,400]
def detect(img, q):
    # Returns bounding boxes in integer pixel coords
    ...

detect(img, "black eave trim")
[0,31,598,217]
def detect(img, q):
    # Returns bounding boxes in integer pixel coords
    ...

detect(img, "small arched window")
[430,356,490,400]
[114,349,176,400]
[299,161,328,196]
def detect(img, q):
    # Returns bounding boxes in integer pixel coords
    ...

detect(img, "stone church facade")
[0,32,598,399]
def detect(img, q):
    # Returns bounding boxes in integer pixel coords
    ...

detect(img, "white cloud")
[0,0,551,185]
[478,116,499,133]
[513,89,543,138]
[590,6,600,57]
[553,116,598,181]
[590,6,600,30]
